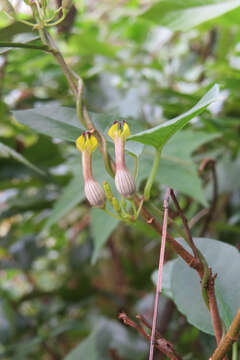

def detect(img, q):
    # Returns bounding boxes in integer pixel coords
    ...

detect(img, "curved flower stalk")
[76,132,105,208]
[108,121,136,198]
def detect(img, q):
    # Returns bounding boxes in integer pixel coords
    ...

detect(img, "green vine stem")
[232,342,238,360]
[0,42,52,52]
[30,1,115,177]
[76,79,86,127]
[144,148,162,200]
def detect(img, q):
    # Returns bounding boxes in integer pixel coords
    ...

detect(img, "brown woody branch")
[207,270,223,344]
[169,190,223,343]
[137,198,203,277]
[139,191,224,348]
[170,189,198,259]
[118,312,182,360]
[210,309,240,360]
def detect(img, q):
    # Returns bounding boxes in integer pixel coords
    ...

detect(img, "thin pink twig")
[149,188,171,360]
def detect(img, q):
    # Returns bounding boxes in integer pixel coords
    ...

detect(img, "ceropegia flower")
[76,132,105,208]
[108,120,136,198]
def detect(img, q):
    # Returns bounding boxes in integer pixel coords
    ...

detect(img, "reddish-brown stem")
[70,214,90,242]
[199,158,218,236]
[189,208,209,229]
[207,271,223,344]
[170,189,198,259]
[136,314,161,338]
[118,312,182,360]
[169,192,223,345]
[210,309,240,360]
[109,349,125,360]
[138,199,203,277]
[149,188,170,360]
[56,0,77,34]
[138,192,223,348]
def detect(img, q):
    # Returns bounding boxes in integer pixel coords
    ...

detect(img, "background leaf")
[12,106,83,142]
[43,170,84,231]
[128,85,220,149]
[141,0,240,31]
[91,209,119,264]
[64,323,112,360]
[138,130,220,205]
[171,238,240,335]
[0,141,44,175]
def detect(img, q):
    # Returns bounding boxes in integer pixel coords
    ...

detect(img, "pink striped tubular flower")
[76,132,105,208]
[108,120,136,198]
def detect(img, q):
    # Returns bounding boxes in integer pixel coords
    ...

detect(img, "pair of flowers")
[76,121,136,208]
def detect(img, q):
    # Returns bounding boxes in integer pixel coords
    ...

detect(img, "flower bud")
[76,132,105,208]
[115,168,136,198]
[84,180,105,208]
[108,120,136,198]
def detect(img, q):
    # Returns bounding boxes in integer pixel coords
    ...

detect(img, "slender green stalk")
[0,42,51,52]
[76,79,86,127]
[130,199,137,217]
[32,3,78,96]
[45,9,66,27]
[144,148,161,200]
[103,208,121,221]
[45,7,63,23]
[232,342,238,360]
[135,198,144,220]
[19,19,36,26]
[31,0,115,177]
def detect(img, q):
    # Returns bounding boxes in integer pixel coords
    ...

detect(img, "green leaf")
[64,323,112,360]
[91,208,119,264]
[70,33,119,58]
[138,130,220,205]
[0,141,44,176]
[141,1,240,31]
[129,85,220,150]
[64,320,144,360]
[43,170,84,231]
[12,106,83,142]
[13,105,144,158]
[0,21,33,42]
[163,130,221,159]
[152,259,175,299]
[171,238,240,335]
[0,40,48,54]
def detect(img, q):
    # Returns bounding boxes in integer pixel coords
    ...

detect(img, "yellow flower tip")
[76,132,98,153]
[108,120,130,141]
